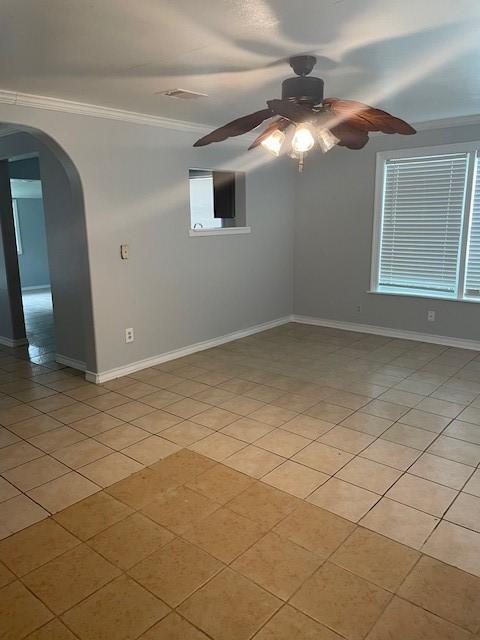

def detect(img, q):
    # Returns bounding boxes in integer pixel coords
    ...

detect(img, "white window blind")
[465,157,480,299]
[378,153,469,297]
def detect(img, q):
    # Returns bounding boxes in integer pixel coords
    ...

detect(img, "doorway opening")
[9,156,56,362]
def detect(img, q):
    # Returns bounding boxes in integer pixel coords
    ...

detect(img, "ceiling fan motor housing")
[281,75,324,104]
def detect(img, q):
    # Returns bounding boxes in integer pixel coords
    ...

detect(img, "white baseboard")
[0,335,28,347]
[56,354,86,371]
[85,316,292,384]
[292,315,480,351]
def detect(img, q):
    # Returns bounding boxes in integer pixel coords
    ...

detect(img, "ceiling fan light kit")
[194,55,416,171]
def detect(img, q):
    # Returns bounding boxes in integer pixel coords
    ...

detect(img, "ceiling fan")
[193,55,416,170]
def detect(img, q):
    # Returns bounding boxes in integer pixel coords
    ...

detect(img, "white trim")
[55,354,86,371]
[0,335,28,347]
[189,226,251,237]
[414,114,480,131]
[292,315,480,351]
[85,316,291,384]
[366,289,480,304]
[21,284,51,291]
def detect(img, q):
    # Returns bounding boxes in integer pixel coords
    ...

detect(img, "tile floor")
[1,322,480,638]
[21,288,57,365]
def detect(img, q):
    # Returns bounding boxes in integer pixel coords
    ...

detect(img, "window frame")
[12,199,23,255]
[371,141,480,303]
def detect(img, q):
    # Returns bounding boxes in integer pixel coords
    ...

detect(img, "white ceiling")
[1,0,480,126]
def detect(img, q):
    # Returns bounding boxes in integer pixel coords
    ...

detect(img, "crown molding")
[0,89,211,134]
[413,113,480,131]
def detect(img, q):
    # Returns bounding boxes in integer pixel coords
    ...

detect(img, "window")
[371,143,480,301]
[188,169,247,234]
[12,199,23,255]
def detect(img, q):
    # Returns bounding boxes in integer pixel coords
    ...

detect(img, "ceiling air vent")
[159,89,208,100]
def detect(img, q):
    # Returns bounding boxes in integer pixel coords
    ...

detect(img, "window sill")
[367,289,480,304]
[189,226,251,237]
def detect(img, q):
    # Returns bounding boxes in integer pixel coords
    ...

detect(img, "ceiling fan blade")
[193,108,273,147]
[330,122,369,150]
[324,98,416,135]
[266,99,314,123]
[248,118,292,150]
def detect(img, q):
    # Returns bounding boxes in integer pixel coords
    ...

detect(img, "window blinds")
[465,157,480,298]
[378,153,469,296]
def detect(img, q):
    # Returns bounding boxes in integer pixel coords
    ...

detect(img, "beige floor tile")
[25,618,77,639]
[423,520,480,577]
[254,605,343,640]
[456,406,480,426]
[29,394,77,413]
[83,391,130,411]
[95,423,150,449]
[282,414,334,439]
[361,497,439,549]
[178,568,281,640]
[464,469,480,497]
[308,478,379,522]
[262,460,328,498]
[255,428,311,458]
[274,501,355,558]
[161,421,213,446]
[0,494,46,541]
[0,580,53,640]
[291,562,391,640]
[148,449,215,485]
[184,506,266,562]
[331,527,419,591]
[132,409,184,433]
[319,426,375,454]
[48,402,99,424]
[336,457,401,494]
[248,405,298,427]
[186,464,254,504]
[141,485,219,534]
[379,389,424,407]
[340,412,393,436]
[233,531,321,600]
[428,436,480,467]
[0,518,79,576]
[221,417,274,443]
[27,471,99,513]
[223,444,285,478]
[134,388,184,410]
[362,399,410,421]
[0,404,41,426]
[104,468,167,509]
[399,409,451,433]
[3,455,69,491]
[368,596,471,640]
[78,452,143,487]
[51,438,112,468]
[0,441,43,473]
[0,426,20,448]
[227,482,300,529]
[445,492,480,532]
[89,512,173,569]
[0,476,20,502]
[106,401,155,421]
[7,414,63,439]
[189,432,246,461]
[387,474,458,516]
[119,380,163,400]
[445,420,480,445]
[324,389,370,410]
[28,426,86,453]
[164,398,212,419]
[219,396,266,416]
[62,574,169,640]
[271,392,318,413]
[398,555,480,633]
[129,537,222,606]
[23,544,121,614]
[193,387,237,406]
[69,413,124,436]
[416,397,465,419]
[0,562,14,588]
[53,491,132,540]
[141,612,210,639]
[409,453,474,489]
[382,423,437,450]
[293,441,353,475]
[361,438,421,470]
[122,435,180,464]
[191,407,239,429]
[305,401,353,424]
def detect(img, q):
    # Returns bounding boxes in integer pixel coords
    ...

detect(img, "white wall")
[0,104,295,375]
[294,123,480,342]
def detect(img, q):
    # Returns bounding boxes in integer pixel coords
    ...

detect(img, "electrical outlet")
[120,244,129,260]
[125,328,134,343]
[427,310,436,322]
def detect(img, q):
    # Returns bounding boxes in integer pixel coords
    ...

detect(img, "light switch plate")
[120,244,129,260]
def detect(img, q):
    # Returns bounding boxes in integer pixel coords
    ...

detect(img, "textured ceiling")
[1,0,479,125]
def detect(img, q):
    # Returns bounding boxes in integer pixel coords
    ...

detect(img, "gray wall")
[15,198,50,289]
[294,123,480,341]
[0,105,294,375]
